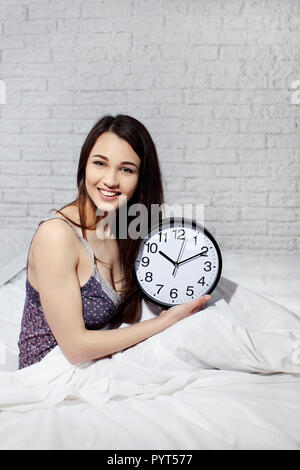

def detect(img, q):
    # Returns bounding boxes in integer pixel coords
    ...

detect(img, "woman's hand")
[158,295,211,327]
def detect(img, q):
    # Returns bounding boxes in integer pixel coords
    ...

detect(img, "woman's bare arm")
[76,293,210,364]
[33,219,210,365]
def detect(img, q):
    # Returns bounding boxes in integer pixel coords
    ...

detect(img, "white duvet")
[0,269,300,450]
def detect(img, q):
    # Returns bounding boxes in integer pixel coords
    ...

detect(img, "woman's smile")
[97,188,121,201]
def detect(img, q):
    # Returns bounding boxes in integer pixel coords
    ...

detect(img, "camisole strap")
[38,216,95,264]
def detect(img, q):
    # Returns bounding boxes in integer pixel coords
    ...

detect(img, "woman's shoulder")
[37,216,76,240]
[31,213,80,265]
[38,205,80,239]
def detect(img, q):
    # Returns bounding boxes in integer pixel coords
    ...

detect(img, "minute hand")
[178,252,207,266]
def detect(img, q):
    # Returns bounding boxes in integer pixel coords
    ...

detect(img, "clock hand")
[178,251,207,266]
[172,238,187,277]
[158,250,177,266]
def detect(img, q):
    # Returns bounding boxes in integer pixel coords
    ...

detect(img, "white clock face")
[135,218,222,307]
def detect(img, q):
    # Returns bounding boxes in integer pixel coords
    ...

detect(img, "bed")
[0,233,300,450]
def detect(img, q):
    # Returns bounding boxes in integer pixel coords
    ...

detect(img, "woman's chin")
[95,200,117,214]
[90,192,129,215]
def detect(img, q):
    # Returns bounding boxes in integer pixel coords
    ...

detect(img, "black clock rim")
[134,217,222,309]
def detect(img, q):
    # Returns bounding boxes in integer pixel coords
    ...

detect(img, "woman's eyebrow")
[91,154,138,168]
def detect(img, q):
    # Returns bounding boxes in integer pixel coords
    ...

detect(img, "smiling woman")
[68,115,165,325]
[85,131,141,208]
[17,114,211,369]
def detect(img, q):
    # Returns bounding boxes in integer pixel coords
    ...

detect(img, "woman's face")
[85,131,141,213]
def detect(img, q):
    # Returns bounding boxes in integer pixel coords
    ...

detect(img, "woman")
[18,114,210,369]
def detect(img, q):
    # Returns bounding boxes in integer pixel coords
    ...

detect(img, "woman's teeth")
[98,189,120,197]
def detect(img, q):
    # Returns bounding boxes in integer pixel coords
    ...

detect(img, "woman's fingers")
[169,294,212,320]
[159,294,212,325]
[188,294,211,314]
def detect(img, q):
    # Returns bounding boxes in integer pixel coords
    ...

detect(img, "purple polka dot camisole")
[18,216,123,369]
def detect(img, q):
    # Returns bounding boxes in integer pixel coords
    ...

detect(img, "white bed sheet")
[0,252,299,450]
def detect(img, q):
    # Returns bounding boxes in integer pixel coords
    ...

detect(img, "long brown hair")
[51,114,164,324]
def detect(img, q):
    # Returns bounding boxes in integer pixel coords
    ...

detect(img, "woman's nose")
[102,169,119,188]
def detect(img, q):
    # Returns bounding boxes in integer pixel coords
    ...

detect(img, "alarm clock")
[134,217,222,308]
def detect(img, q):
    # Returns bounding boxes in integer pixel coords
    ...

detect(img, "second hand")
[172,238,187,277]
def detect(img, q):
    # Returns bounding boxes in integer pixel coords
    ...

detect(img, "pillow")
[0,229,33,287]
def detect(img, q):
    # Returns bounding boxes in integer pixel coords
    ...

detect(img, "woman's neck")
[64,201,117,247]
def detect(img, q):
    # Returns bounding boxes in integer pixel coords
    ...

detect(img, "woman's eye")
[93,162,133,174]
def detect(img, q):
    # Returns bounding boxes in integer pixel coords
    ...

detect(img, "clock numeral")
[204,261,212,271]
[170,288,178,299]
[186,286,194,297]
[172,228,186,240]
[145,272,153,282]
[156,284,164,294]
[145,242,158,253]
[200,246,209,257]
[141,256,150,267]
[198,276,205,286]
[158,232,167,242]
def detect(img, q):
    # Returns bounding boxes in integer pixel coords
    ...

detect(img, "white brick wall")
[0,0,299,254]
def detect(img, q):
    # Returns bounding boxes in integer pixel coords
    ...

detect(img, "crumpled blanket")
[0,277,299,414]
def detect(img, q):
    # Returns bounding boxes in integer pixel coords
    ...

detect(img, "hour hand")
[158,250,177,266]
